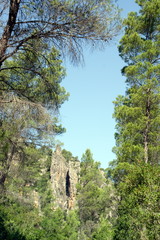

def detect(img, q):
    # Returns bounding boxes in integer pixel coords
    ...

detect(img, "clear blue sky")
[57,0,140,168]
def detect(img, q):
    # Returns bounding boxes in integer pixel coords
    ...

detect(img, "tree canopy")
[77,149,115,240]
[110,1,160,239]
[0,0,121,67]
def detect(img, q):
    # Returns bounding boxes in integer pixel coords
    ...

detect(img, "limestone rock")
[50,146,80,210]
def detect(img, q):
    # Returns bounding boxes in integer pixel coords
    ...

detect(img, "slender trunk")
[144,129,149,164]
[0,0,20,67]
[144,90,151,164]
[0,144,16,192]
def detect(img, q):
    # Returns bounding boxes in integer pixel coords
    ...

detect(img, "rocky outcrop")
[50,146,80,210]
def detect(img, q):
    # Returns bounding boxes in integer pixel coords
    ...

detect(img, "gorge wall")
[50,146,80,210]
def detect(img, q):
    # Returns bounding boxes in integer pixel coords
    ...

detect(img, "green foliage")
[61,149,78,162]
[0,40,69,146]
[92,217,113,240]
[1,40,68,107]
[0,143,118,240]
[113,0,160,166]
[63,211,80,240]
[0,0,121,66]
[78,149,114,239]
[113,79,160,165]
[113,163,160,240]
[111,1,160,239]
[0,41,68,190]
[39,209,66,240]
[0,144,81,240]
[0,199,41,240]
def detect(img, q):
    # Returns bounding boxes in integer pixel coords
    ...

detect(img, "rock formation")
[50,146,80,210]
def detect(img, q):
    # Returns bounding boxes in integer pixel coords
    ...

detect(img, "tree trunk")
[144,90,151,164]
[0,0,20,67]
[0,144,16,193]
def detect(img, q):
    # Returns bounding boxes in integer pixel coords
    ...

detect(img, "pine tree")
[111,1,160,239]
[78,149,114,240]
[0,0,121,67]
[0,41,68,190]
[114,0,160,166]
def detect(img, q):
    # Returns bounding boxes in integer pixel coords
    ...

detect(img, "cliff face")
[50,146,80,210]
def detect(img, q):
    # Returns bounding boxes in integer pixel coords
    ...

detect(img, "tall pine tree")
[114,0,160,166]
[78,149,115,240]
[111,0,160,239]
